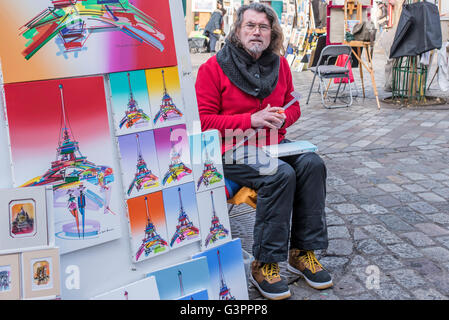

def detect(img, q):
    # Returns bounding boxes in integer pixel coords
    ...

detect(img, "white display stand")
[0,0,202,300]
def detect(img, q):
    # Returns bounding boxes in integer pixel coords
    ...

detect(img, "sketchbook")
[262,141,318,158]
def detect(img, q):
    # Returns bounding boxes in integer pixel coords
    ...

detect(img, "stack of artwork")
[0,0,247,300]
[0,187,61,300]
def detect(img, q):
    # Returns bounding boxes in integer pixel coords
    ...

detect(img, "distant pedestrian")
[204,7,227,53]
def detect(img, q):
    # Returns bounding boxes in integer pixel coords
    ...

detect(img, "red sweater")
[195,55,301,154]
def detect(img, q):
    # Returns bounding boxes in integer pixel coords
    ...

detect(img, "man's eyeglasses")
[243,23,271,33]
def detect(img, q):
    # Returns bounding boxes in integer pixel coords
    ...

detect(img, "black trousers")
[223,141,328,263]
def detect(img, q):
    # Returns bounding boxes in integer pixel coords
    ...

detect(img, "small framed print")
[0,254,21,300]
[21,248,60,299]
[9,199,37,238]
[0,187,50,253]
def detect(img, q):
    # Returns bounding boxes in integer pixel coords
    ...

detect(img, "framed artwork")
[4,77,121,255]
[146,66,185,129]
[193,238,249,300]
[21,248,60,299]
[163,182,201,250]
[0,254,21,300]
[154,124,193,188]
[196,188,231,251]
[0,0,177,84]
[117,130,162,199]
[177,288,209,300]
[109,70,153,136]
[145,256,210,300]
[126,192,170,263]
[0,186,49,253]
[189,130,225,193]
[92,276,160,300]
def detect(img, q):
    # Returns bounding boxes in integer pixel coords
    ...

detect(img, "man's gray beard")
[247,42,268,56]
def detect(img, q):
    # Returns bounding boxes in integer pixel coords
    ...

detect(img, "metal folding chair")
[306,45,353,109]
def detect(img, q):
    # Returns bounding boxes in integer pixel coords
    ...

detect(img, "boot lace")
[261,263,280,281]
[298,251,323,274]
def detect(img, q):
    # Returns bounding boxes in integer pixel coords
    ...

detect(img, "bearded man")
[195,3,332,300]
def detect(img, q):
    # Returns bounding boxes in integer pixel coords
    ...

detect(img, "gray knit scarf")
[216,39,280,99]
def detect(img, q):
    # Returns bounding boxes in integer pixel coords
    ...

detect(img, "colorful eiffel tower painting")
[135,196,168,261]
[170,187,199,247]
[204,191,229,248]
[197,134,223,190]
[153,69,183,124]
[217,249,236,300]
[162,128,192,185]
[20,84,115,239]
[127,133,159,196]
[119,72,150,130]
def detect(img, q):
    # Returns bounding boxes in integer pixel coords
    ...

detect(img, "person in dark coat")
[204,8,226,53]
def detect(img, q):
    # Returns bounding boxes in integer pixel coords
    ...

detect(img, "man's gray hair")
[228,3,285,56]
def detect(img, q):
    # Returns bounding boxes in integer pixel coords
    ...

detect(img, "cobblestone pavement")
[190,43,449,300]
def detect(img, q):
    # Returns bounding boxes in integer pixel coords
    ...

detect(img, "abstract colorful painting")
[4,77,121,255]
[0,186,49,253]
[163,182,200,250]
[154,124,193,188]
[21,248,60,299]
[0,254,21,300]
[9,200,36,238]
[193,238,249,300]
[145,256,210,300]
[117,130,161,198]
[146,66,184,128]
[109,70,153,135]
[190,130,224,192]
[196,188,231,251]
[92,276,160,300]
[0,1,177,84]
[126,192,169,263]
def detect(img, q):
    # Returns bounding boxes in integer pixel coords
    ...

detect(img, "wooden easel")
[342,0,381,110]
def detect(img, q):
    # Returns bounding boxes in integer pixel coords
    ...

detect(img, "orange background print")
[126,192,166,236]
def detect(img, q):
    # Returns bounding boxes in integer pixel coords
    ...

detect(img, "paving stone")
[415,223,449,236]
[356,239,386,255]
[359,187,387,197]
[373,195,402,208]
[371,254,404,270]
[319,256,349,272]
[375,215,415,232]
[418,192,447,202]
[348,255,370,267]
[392,191,422,203]
[436,236,449,249]
[360,204,388,215]
[408,202,439,214]
[334,275,367,296]
[353,167,375,176]
[344,214,378,226]
[326,214,345,226]
[326,193,346,204]
[412,288,448,300]
[326,239,353,256]
[377,183,403,193]
[328,226,351,239]
[401,172,427,181]
[336,185,359,195]
[402,184,427,193]
[426,213,449,225]
[353,227,370,241]
[393,206,428,224]
[420,247,449,263]
[333,203,361,215]
[389,269,427,289]
[372,282,413,300]
[387,243,424,259]
[363,224,403,245]
[401,232,435,247]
